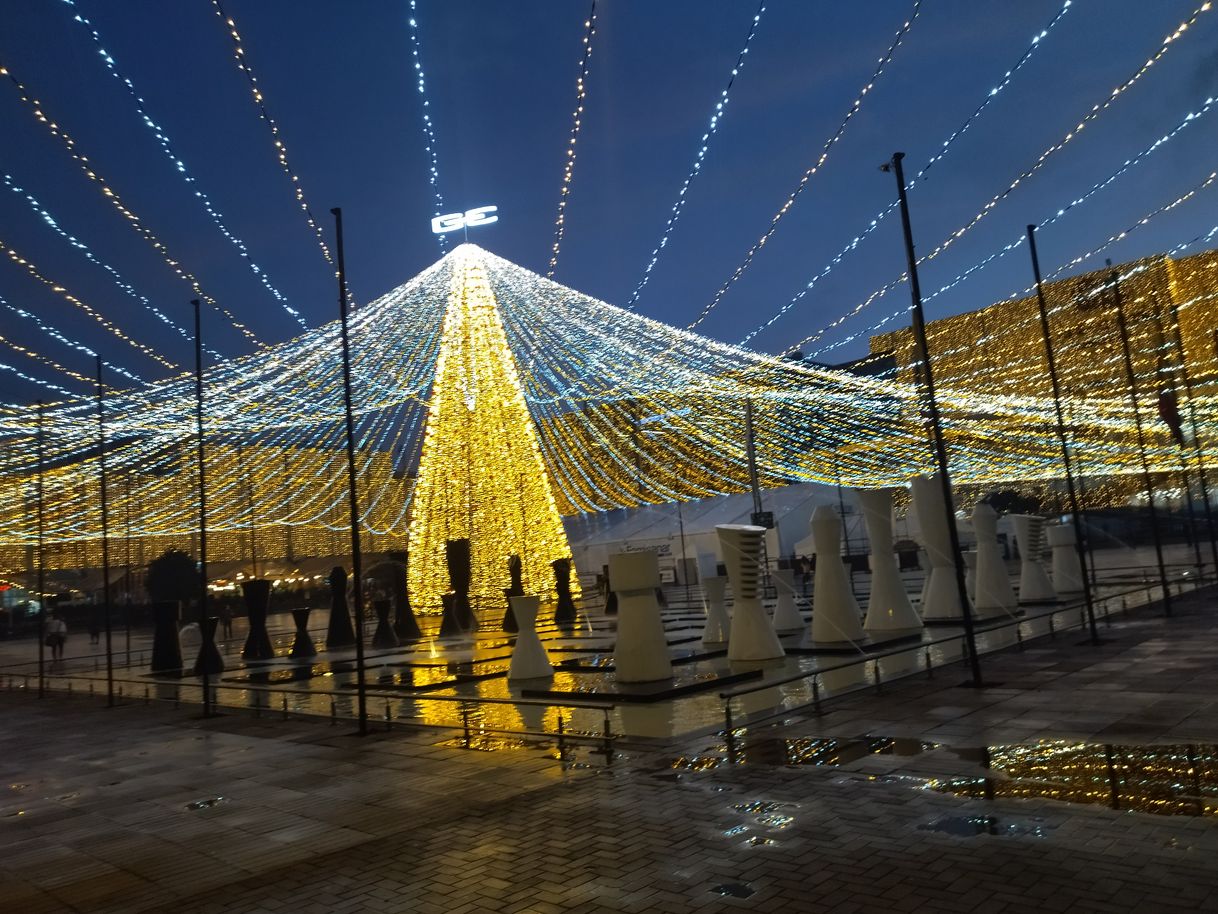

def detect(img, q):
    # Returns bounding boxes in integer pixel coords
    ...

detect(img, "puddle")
[746,836,776,846]
[709,883,755,898]
[722,825,748,837]
[918,815,1052,838]
[731,801,793,815]
[437,736,528,753]
[756,813,794,829]
[185,796,226,810]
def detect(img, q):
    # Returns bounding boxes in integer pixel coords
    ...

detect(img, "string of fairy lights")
[407,0,449,254]
[546,1,598,279]
[61,0,308,331]
[210,0,337,276]
[685,0,924,332]
[734,0,1076,347]
[0,57,262,349]
[775,0,1215,358]
[624,0,767,310]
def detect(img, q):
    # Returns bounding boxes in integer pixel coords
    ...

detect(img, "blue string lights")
[625,1,767,310]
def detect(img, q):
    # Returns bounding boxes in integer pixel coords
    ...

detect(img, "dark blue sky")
[1,1,1216,402]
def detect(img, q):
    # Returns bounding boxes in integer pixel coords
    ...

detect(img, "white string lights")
[624,1,767,309]
[546,1,598,279]
[791,0,1214,355]
[686,0,923,331]
[407,0,448,253]
[211,0,339,284]
[0,60,262,348]
[737,0,1075,346]
[60,0,308,331]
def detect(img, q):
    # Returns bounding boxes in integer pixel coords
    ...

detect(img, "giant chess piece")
[1048,524,1085,594]
[972,502,1017,620]
[325,566,357,649]
[810,505,865,646]
[608,551,673,682]
[438,593,464,638]
[771,566,804,631]
[388,550,422,641]
[701,575,730,647]
[552,557,578,627]
[857,488,922,635]
[1011,514,1057,603]
[507,595,553,680]
[910,474,968,622]
[445,539,477,632]
[149,601,182,673]
[193,617,224,676]
[241,578,275,660]
[289,607,317,658]
[502,554,524,632]
[371,599,399,648]
[716,525,784,661]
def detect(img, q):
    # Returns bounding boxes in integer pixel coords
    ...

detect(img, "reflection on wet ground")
[670,735,1218,819]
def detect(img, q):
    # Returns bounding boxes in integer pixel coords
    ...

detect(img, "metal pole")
[1167,299,1218,575]
[95,358,114,706]
[1026,226,1099,644]
[36,400,45,698]
[192,300,213,716]
[675,498,690,606]
[1107,262,1172,614]
[123,471,132,661]
[883,152,982,685]
[331,207,368,736]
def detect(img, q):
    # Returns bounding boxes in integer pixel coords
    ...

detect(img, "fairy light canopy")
[0,243,1191,593]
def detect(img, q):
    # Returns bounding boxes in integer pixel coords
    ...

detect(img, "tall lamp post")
[96,358,115,706]
[1026,226,1099,644]
[882,152,982,685]
[331,207,369,736]
[191,300,213,716]
[36,400,45,698]
[1107,262,1172,615]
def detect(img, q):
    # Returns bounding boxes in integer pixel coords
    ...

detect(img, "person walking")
[45,613,67,661]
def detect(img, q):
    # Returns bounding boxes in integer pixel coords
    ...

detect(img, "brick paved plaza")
[1,587,1216,914]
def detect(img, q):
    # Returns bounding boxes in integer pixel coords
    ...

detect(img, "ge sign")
[431,205,499,235]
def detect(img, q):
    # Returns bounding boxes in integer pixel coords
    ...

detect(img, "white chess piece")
[810,505,864,645]
[1011,514,1057,603]
[972,502,1017,619]
[771,568,804,631]
[701,575,730,646]
[1048,524,1085,594]
[910,474,968,621]
[507,595,553,680]
[857,488,922,635]
[716,525,784,661]
[609,552,673,682]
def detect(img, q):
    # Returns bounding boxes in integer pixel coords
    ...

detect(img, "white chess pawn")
[972,502,1017,619]
[810,505,864,645]
[911,475,968,622]
[716,525,784,661]
[771,567,804,631]
[608,552,673,682]
[507,595,553,680]
[701,575,730,646]
[1048,524,1085,594]
[1011,514,1057,603]
[857,488,922,635]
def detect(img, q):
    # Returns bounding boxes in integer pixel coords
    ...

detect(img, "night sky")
[1,1,1216,404]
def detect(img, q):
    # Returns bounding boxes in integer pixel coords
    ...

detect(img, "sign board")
[751,511,774,529]
[431,205,499,235]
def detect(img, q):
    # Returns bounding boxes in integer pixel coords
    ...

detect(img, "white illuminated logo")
[431,205,499,234]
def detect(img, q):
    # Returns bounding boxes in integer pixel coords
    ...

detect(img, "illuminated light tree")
[407,246,577,614]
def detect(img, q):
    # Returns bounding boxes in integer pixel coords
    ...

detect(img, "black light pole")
[1167,299,1218,574]
[95,357,114,706]
[192,300,213,716]
[1107,262,1172,615]
[331,207,368,736]
[883,152,982,685]
[36,399,45,698]
[1026,226,1099,644]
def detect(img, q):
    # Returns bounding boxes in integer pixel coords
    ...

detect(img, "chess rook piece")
[389,550,422,640]
[910,475,967,621]
[972,502,1017,620]
[371,598,399,648]
[445,539,477,632]
[241,579,275,661]
[701,575,730,646]
[810,505,864,645]
[608,552,673,682]
[716,525,784,662]
[325,566,357,649]
[289,607,317,658]
[507,595,553,680]
[1011,514,1057,603]
[857,488,922,635]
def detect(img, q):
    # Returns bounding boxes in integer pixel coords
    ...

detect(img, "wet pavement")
[0,581,1216,911]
